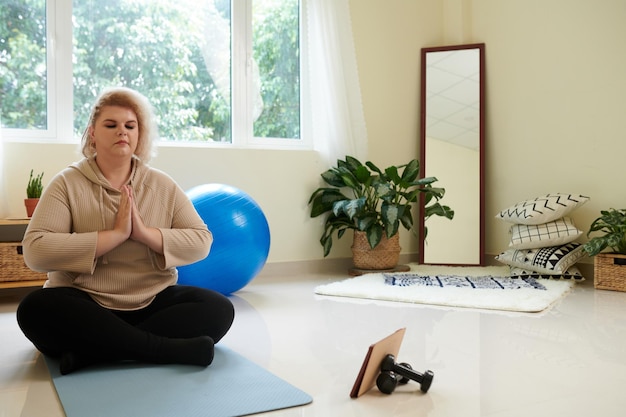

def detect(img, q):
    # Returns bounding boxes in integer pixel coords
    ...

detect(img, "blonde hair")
[81,87,158,162]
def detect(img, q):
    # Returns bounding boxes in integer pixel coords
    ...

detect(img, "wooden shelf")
[0,218,30,225]
[0,279,46,289]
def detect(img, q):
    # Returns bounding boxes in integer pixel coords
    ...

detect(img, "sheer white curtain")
[305,0,368,167]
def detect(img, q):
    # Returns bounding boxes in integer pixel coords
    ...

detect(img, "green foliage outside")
[0,0,47,129]
[0,0,300,142]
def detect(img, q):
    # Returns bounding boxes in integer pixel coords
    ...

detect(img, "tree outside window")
[0,0,300,143]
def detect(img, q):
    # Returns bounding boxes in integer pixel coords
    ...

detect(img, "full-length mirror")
[418,43,485,265]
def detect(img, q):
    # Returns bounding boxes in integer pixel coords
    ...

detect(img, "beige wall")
[2,142,333,263]
[351,0,626,268]
[473,0,626,266]
[3,0,625,268]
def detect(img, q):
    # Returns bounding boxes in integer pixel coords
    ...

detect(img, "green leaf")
[374,182,394,200]
[585,208,626,255]
[384,165,401,184]
[401,188,420,204]
[366,224,383,248]
[425,186,446,199]
[425,202,454,220]
[413,176,438,186]
[354,165,372,184]
[26,169,44,198]
[583,238,608,257]
[401,159,419,183]
[365,160,383,176]
[342,198,366,219]
[344,155,364,172]
[356,215,377,231]
[322,235,332,257]
[308,188,348,217]
[320,169,346,188]
[380,203,404,224]
[337,170,360,190]
[381,203,401,236]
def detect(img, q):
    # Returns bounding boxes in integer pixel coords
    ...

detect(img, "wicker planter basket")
[351,231,401,270]
[594,253,626,292]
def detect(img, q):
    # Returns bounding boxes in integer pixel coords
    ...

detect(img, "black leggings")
[16,285,234,368]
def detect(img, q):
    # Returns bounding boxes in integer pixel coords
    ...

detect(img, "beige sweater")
[23,157,212,310]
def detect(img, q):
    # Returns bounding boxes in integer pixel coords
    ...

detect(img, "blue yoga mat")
[44,346,312,417]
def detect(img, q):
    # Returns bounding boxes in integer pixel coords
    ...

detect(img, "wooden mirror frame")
[418,43,485,266]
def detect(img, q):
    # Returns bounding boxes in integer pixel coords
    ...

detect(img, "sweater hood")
[69,156,146,191]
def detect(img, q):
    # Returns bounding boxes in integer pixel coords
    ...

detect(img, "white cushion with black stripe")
[495,193,589,225]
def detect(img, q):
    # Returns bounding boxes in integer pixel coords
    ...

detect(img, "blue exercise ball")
[177,184,270,295]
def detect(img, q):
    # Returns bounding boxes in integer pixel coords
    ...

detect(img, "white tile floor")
[2,265,626,416]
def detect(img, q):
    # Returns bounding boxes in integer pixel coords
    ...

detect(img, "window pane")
[0,0,47,130]
[72,0,232,142]
[252,0,300,139]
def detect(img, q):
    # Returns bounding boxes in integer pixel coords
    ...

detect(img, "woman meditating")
[17,87,234,375]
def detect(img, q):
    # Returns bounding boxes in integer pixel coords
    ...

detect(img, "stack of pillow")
[494,193,590,280]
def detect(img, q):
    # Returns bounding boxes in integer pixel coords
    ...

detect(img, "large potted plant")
[308,155,453,271]
[25,169,44,218]
[583,208,626,291]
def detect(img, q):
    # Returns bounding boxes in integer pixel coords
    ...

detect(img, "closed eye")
[101,119,137,129]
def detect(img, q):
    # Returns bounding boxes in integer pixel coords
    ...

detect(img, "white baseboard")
[258,253,595,280]
[257,253,419,277]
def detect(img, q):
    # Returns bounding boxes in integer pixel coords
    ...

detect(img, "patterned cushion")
[509,265,585,281]
[495,193,589,225]
[495,242,585,274]
[509,217,582,250]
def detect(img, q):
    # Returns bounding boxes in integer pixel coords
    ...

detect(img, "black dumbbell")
[376,354,434,394]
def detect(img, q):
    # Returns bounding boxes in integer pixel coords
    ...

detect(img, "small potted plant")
[308,155,453,270]
[583,208,626,291]
[25,169,44,217]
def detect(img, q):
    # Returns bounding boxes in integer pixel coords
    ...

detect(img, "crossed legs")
[16,285,235,374]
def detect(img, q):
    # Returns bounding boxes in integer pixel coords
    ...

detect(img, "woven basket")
[594,253,626,292]
[351,231,401,270]
[0,242,47,283]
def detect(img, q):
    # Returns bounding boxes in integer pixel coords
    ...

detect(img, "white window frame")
[2,0,311,151]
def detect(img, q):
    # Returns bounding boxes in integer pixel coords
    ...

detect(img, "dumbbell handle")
[380,354,434,393]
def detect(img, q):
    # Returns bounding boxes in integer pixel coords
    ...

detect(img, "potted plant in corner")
[583,208,626,292]
[25,169,44,218]
[308,155,453,272]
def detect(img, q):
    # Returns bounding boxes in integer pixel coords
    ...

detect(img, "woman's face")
[89,106,139,161]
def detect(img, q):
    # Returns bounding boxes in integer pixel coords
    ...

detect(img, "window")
[0,0,48,131]
[1,0,304,147]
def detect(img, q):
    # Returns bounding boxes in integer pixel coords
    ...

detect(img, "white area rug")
[314,265,576,313]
